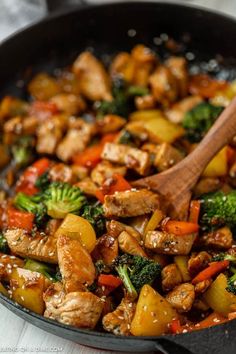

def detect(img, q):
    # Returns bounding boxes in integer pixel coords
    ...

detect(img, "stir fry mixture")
[1,44,236,336]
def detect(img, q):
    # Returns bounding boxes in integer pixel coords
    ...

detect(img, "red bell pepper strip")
[163,220,199,236]
[95,173,132,203]
[7,207,35,231]
[192,260,229,285]
[170,319,182,334]
[98,274,123,288]
[189,74,228,98]
[29,101,58,121]
[189,200,201,224]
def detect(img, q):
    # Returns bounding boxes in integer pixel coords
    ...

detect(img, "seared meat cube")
[91,161,127,186]
[110,52,135,83]
[200,227,233,250]
[4,228,58,264]
[118,231,147,257]
[103,189,160,218]
[193,177,222,197]
[48,163,75,184]
[130,44,156,86]
[135,95,156,110]
[75,178,98,197]
[194,279,212,294]
[106,220,141,241]
[44,282,103,329]
[166,283,195,312]
[3,116,23,144]
[57,234,95,292]
[92,234,118,265]
[154,143,183,171]
[72,52,112,101]
[96,114,126,134]
[165,96,202,124]
[166,57,188,98]
[103,297,136,335]
[149,66,178,107]
[188,251,211,276]
[161,264,182,292]
[56,119,95,162]
[50,93,86,115]
[145,231,196,255]
[0,253,24,281]
[36,115,67,155]
[102,142,150,175]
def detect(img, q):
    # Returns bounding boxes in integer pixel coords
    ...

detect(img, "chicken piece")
[193,298,210,311]
[57,234,95,292]
[0,253,24,281]
[145,231,196,255]
[135,95,156,110]
[44,282,103,329]
[48,163,75,184]
[75,177,98,197]
[45,219,62,236]
[149,66,178,107]
[22,116,38,135]
[103,297,136,335]
[188,251,211,276]
[166,57,188,98]
[110,52,135,83]
[200,227,233,250]
[96,114,126,134]
[3,116,23,144]
[193,177,221,197]
[72,52,112,101]
[92,234,118,265]
[161,264,182,292]
[50,93,86,115]
[154,142,183,172]
[125,121,149,142]
[28,73,60,101]
[118,231,147,257]
[194,279,212,294]
[131,45,156,86]
[56,119,95,161]
[106,220,141,241]
[36,115,67,155]
[165,96,202,124]
[91,161,127,186]
[4,228,58,264]
[71,165,89,180]
[102,142,150,175]
[165,283,195,312]
[103,189,160,218]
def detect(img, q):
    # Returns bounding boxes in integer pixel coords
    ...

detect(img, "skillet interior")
[1,2,236,353]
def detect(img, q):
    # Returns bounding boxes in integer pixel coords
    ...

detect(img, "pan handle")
[46,0,88,13]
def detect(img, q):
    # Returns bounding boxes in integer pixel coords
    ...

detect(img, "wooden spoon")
[133,97,236,219]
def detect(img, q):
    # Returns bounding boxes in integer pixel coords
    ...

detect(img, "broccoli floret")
[118,130,137,147]
[127,85,149,97]
[14,192,47,226]
[200,191,236,228]
[183,102,223,142]
[113,254,161,299]
[24,259,60,282]
[95,260,111,275]
[35,172,50,191]
[11,136,34,167]
[81,203,106,236]
[44,182,86,219]
[226,272,236,295]
[212,253,236,263]
[0,233,9,253]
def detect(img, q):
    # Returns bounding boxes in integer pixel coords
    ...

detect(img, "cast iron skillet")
[1,2,236,353]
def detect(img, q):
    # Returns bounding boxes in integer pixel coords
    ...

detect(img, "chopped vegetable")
[11,136,34,167]
[7,207,35,231]
[81,203,106,236]
[226,272,236,295]
[189,200,201,224]
[163,220,199,235]
[203,147,228,177]
[14,192,46,226]
[144,209,164,235]
[44,182,86,219]
[144,116,185,143]
[174,256,191,282]
[98,274,122,294]
[35,172,50,191]
[96,173,131,203]
[192,260,229,284]
[189,74,228,99]
[24,259,55,281]
[0,233,9,253]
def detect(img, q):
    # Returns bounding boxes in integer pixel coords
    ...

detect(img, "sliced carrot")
[170,319,182,334]
[98,274,122,289]
[163,220,199,236]
[192,260,229,285]
[194,312,228,330]
[96,173,132,203]
[228,312,236,320]
[7,207,34,231]
[189,74,228,98]
[189,200,201,224]
[227,146,235,166]
[29,101,58,120]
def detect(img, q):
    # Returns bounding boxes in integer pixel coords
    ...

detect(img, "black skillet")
[1,1,236,353]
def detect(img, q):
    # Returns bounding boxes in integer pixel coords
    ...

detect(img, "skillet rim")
[1,0,236,350]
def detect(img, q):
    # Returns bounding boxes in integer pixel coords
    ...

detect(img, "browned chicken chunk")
[200,227,233,250]
[161,264,182,292]
[72,52,112,101]
[166,57,188,98]
[48,163,75,184]
[103,297,136,335]
[44,282,103,329]
[75,178,98,197]
[92,234,118,265]
[145,231,196,255]
[91,161,127,186]
[96,114,126,133]
[4,228,58,264]
[106,220,141,241]
[50,93,86,115]
[166,283,195,312]
[118,231,147,257]
[154,142,183,172]
[188,251,211,276]
[103,189,160,218]
[102,142,150,175]
[57,234,95,292]
[165,96,202,124]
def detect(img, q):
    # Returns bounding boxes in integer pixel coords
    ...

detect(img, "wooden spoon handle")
[182,96,236,178]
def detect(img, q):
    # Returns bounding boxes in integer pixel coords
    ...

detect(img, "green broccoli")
[81,203,106,236]
[113,254,161,299]
[118,130,137,147]
[95,260,111,275]
[11,136,34,167]
[14,192,47,226]
[24,259,60,282]
[212,253,236,263]
[44,182,86,219]
[226,269,236,295]
[127,85,149,97]
[183,102,224,142]
[200,190,236,228]
[0,233,9,253]
[35,172,50,191]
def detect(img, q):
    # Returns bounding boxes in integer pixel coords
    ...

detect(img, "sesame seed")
[11,241,17,246]
[0,263,4,268]
[1,255,7,259]
[9,256,16,260]
[182,329,188,333]
[151,311,156,317]
[213,318,220,323]
[143,305,147,311]
[20,296,25,301]
[127,324,131,330]
[49,251,54,256]
[153,319,158,323]
[118,316,124,320]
